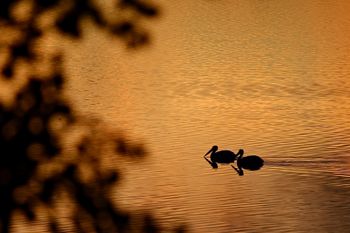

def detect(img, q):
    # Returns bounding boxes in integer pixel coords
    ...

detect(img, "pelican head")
[204,145,218,156]
[237,149,244,156]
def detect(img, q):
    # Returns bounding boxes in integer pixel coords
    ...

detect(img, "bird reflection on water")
[203,145,264,176]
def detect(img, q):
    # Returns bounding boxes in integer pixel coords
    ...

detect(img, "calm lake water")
[65,0,350,232]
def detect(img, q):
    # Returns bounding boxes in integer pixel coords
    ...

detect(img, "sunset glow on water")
[62,1,350,232]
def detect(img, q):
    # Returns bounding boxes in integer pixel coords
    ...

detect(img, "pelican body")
[232,151,264,176]
[203,145,242,168]
[237,155,264,171]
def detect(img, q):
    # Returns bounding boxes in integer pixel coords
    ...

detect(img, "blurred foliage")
[0,0,186,232]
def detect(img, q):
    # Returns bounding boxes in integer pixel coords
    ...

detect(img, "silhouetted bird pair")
[203,145,264,176]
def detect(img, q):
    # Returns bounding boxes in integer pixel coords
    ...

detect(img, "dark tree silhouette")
[0,1,186,232]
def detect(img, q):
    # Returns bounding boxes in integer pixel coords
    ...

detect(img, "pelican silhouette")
[231,151,264,176]
[203,145,242,169]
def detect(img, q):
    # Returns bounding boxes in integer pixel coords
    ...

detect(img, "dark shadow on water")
[203,145,264,176]
[0,1,186,233]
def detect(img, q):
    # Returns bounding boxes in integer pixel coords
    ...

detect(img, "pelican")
[203,145,242,168]
[231,151,264,176]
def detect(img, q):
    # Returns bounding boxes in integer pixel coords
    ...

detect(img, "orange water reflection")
[64,0,350,232]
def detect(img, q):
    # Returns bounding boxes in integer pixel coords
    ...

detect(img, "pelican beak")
[204,147,213,157]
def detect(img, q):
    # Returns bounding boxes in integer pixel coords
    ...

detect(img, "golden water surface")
[64,1,350,232]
